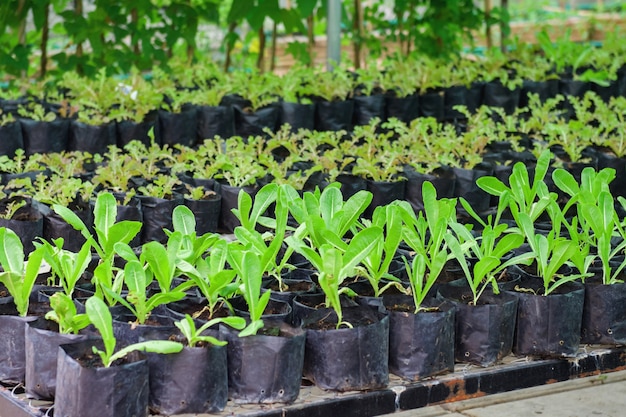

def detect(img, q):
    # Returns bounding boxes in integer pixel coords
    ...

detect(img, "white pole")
[327,0,341,70]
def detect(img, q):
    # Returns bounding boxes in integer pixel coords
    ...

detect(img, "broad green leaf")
[320,186,343,225]
[124,260,146,295]
[103,222,142,256]
[53,204,89,236]
[94,193,117,241]
[340,227,383,279]
[0,227,24,274]
[476,176,508,196]
[552,168,579,197]
[249,183,278,229]
[109,341,183,367]
[85,296,116,361]
[172,205,196,236]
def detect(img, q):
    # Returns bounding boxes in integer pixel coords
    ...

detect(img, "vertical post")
[327,0,341,70]
[40,1,50,78]
[485,0,492,49]
[353,0,362,69]
[500,0,509,52]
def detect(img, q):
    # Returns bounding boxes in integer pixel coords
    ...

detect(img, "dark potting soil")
[386,303,441,314]
[304,308,378,331]
[172,301,231,321]
[268,280,314,292]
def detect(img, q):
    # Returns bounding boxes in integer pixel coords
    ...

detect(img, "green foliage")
[85,296,183,368]
[175,314,246,348]
[0,228,45,316]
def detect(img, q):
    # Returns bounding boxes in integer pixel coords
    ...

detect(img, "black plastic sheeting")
[509,278,585,358]
[55,340,149,417]
[302,306,389,391]
[221,323,306,404]
[438,285,518,367]
[384,295,455,381]
[148,344,228,415]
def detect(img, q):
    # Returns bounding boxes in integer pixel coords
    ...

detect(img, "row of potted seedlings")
[1,147,626,416]
[1,32,626,157]
[1,89,626,250]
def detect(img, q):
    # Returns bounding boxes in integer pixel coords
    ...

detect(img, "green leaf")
[227,0,251,23]
[172,205,196,236]
[0,227,24,274]
[552,168,579,197]
[94,193,117,242]
[340,227,383,279]
[53,204,90,238]
[476,176,508,196]
[85,296,116,363]
[109,340,183,367]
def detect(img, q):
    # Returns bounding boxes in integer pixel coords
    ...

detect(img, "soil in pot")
[384,295,455,381]
[302,305,389,391]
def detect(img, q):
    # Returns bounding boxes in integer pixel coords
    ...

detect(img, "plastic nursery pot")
[218,183,256,233]
[365,179,406,219]
[383,295,455,381]
[353,94,386,126]
[34,200,93,253]
[279,101,315,131]
[438,285,518,367]
[443,85,469,121]
[314,99,354,131]
[519,79,559,108]
[581,279,626,345]
[196,104,235,140]
[0,200,43,254]
[233,105,280,138]
[135,195,182,244]
[158,107,198,148]
[482,81,521,115]
[384,93,419,123]
[418,89,444,121]
[0,305,37,384]
[302,305,389,391]
[184,194,222,235]
[148,336,228,415]
[452,164,493,215]
[0,294,54,383]
[262,277,318,307]
[68,121,117,154]
[25,319,88,400]
[404,167,456,213]
[0,121,24,158]
[221,322,306,404]
[20,118,69,156]
[116,111,160,148]
[55,340,149,417]
[230,297,293,325]
[291,293,359,327]
[508,277,585,358]
[111,314,178,345]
